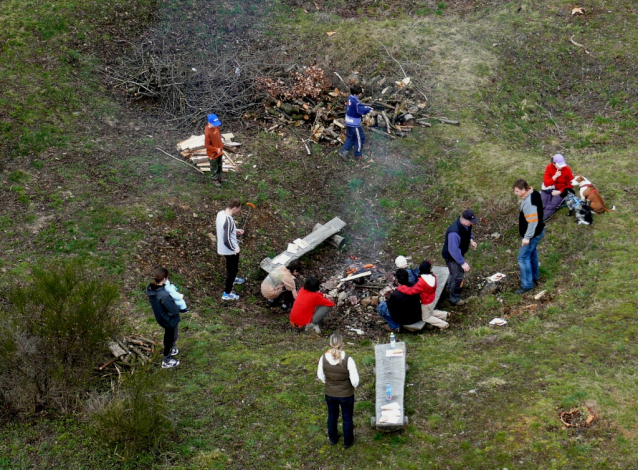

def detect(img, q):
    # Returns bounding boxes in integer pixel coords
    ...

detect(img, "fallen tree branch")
[156,147,205,174]
[569,35,591,54]
[288,126,312,155]
[375,39,408,79]
[369,127,396,139]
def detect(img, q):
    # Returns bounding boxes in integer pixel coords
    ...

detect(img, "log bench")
[371,341,408,431]
[259,217,346,273]
[402,265,450,332]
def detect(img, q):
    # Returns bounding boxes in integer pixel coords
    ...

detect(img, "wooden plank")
[191,156,209,164]
[260,217,347,273]
[372,342,408,431]
[339,271,372,282]
[403,265,450,332]
[108,340,127,358]
[221,133,235,140]
[177,134,205,151]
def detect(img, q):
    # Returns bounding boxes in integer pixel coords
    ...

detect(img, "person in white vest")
[216,197,245,300]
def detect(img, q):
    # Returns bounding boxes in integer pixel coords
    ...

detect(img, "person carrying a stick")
[205,113,224,187]
[339,84,372,161]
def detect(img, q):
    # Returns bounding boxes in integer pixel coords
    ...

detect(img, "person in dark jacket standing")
[441,209,478,306]
[338,84,372,161]
[146,267,181,369]
[513,179,545,294]
[317,332,360,448]
[377,268,423,332]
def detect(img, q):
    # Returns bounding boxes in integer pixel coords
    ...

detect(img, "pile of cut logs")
[176,133,244,173]
[246,76,459,148]
[98,335,157,375]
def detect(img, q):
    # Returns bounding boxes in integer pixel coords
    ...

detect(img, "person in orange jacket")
[205,113,224,187]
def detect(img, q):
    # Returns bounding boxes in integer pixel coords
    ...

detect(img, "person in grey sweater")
[513,179,545,294]
[216,197,245,300]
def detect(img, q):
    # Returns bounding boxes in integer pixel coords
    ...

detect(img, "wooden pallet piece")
[371,341,408,431]
[260,217,347,273]
[403,265,450,331]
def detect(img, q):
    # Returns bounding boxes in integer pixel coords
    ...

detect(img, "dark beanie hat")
[419,261,432,275]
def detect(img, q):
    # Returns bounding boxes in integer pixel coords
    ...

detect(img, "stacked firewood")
[176,134,244,173]
[98,335,157,375]
[247,75,459,147]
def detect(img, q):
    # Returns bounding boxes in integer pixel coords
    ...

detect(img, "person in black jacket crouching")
[377,268,422,332]
[146,267,181,369]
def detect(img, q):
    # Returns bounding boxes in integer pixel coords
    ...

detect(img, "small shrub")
[8,170,30,184]
[91,365,171,458]
[0,260,119,412]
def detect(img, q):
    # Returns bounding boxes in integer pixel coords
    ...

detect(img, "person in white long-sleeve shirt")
[317,332,359,448]
[215,197,245,300]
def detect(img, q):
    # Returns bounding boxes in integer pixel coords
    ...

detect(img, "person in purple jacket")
[338,84,372,161]
[441,209,478,306]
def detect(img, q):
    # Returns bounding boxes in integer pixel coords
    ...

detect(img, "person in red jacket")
[205,113,224,187]
[290,276,334,334]
[541,154,574,221]
[396,261,449,329]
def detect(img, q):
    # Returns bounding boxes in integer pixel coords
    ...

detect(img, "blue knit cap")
[207,114,222,126]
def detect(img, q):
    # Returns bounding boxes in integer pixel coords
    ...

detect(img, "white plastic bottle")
[390,332,396,349]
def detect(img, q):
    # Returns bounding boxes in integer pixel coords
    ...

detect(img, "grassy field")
[1,0,638,469]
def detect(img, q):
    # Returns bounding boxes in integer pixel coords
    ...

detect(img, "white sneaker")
[162,358,180,369]
[170,348,179,356]
[221,292,239,301]
[312,324,321,334]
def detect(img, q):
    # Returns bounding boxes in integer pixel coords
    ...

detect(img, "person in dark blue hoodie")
[146,267,181,369]
[339,84,372,161]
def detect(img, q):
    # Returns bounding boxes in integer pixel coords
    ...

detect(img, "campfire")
[321,260,397,334]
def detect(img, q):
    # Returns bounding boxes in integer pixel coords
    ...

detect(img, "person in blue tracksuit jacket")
[339,84,372,160]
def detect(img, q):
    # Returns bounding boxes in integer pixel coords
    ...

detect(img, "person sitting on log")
[377,268,423,332]
[396,261,449,330]
[289,276,334,334]
[261,260,301,311]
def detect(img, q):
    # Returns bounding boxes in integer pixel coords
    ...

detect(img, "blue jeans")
[517,229,545,289]
[377,302,400,330]
[340,126,365,157]
[326,394,355,447]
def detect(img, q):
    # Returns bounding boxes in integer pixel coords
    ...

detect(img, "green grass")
[1,0,638,468]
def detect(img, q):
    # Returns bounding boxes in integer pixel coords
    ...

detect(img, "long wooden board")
[260,217,347,273]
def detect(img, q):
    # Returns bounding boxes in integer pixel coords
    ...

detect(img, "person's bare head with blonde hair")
[328,332,344,364]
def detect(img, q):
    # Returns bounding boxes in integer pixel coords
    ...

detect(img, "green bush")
[91,365,171,458]
[0,260,119,412]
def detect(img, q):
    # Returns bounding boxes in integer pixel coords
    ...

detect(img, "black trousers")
[162,325,178,359]
[445,258,465,304]
[224,254,240,294]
